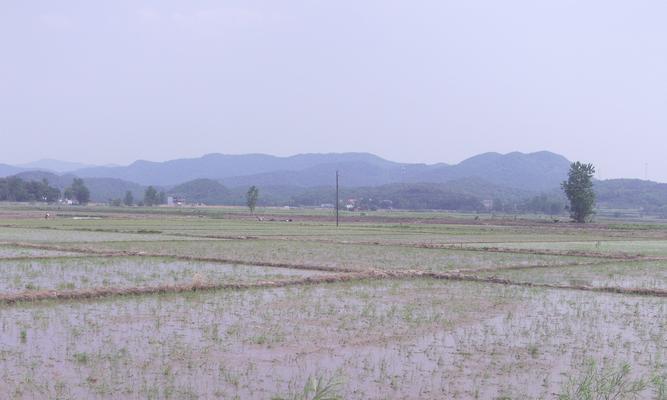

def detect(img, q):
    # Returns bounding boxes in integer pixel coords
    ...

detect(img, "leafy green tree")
[246,185,259,214]
[0,177,59,202]
[22,179,59,202]
[41,179,61,203]
[561,162,596,223]
[144,186,159,206]
[66,178,90,205]
[123,191,134,206]
[6,177,26,201]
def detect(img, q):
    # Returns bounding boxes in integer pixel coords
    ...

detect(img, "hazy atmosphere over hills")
[2,2,667,181]
[3,151,667,214]
[3,3,667,399]
[1,2,665,209]
[1,151,571,189]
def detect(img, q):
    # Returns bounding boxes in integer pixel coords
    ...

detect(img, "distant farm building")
[167,196,186,206]
[481,199,494,211]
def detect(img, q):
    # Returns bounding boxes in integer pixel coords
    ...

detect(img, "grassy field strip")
[0,271,383,304]
[3,238,646,278]
[476,259,667,290]
[19,227,663,262]
[0,249,612,275]
[5,240,598,276]
[428,244,663,260]
[261,236,667,260]
[0,255,89,262]
[8,220,667,243]
[2,266,666,305]
[268,235,657,245]
[0,257,334,294]
[0,224,231,240]
[185,228,667,242]
[463,258,619,273]
[1,238,635,275]
[0,241,362,273]
[166,228,641,241]
[429,272,667,298]
[1,239,616,275]
[260,228,667,241]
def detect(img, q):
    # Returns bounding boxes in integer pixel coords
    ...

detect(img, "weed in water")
[558,360,648,400]
[274,375,343,400]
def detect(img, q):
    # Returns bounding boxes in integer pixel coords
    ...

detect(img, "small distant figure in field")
[45,212,50,220]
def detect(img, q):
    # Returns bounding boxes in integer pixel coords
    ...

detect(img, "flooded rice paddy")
[1,280,665,399]
[0,256,327,293]
[0,207,666,399]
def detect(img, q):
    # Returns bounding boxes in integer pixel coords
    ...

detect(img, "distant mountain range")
[1,151,572,190]
[16,159,96,173]
[3,151,667,213]
[0,164,25,177]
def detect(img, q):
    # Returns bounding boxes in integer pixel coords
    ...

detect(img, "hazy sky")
[1,1,666,180]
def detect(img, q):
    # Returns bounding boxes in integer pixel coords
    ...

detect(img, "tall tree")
[66,178,90,205]
[246,185,259,214]
[40,179,61,203]
[123,191,134,206]
[6,177,26,202]
[143,186,158,206]
[561,162,596,223]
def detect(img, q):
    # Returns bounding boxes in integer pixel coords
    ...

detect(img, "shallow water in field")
[0,256,325,292]
[481,260,667,290]
[0,280,664,399]
[78,239,591,272]
[0,226,191,243]
[476,240,667,257]
[0,245,83,259]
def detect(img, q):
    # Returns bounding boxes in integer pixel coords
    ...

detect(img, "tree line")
[0,162,598,223]
[0,177,75,203]
[0,177,162,207]
[108,186,166,207]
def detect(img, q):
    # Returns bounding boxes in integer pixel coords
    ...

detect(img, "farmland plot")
[480,260,667,290]
[1,204,666,399]
[0,256,328,293]
[45,239,593,273]
[0,280,665,399]
[0,245,83,259]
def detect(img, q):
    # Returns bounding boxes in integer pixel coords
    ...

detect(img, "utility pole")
[335,170,339,227]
